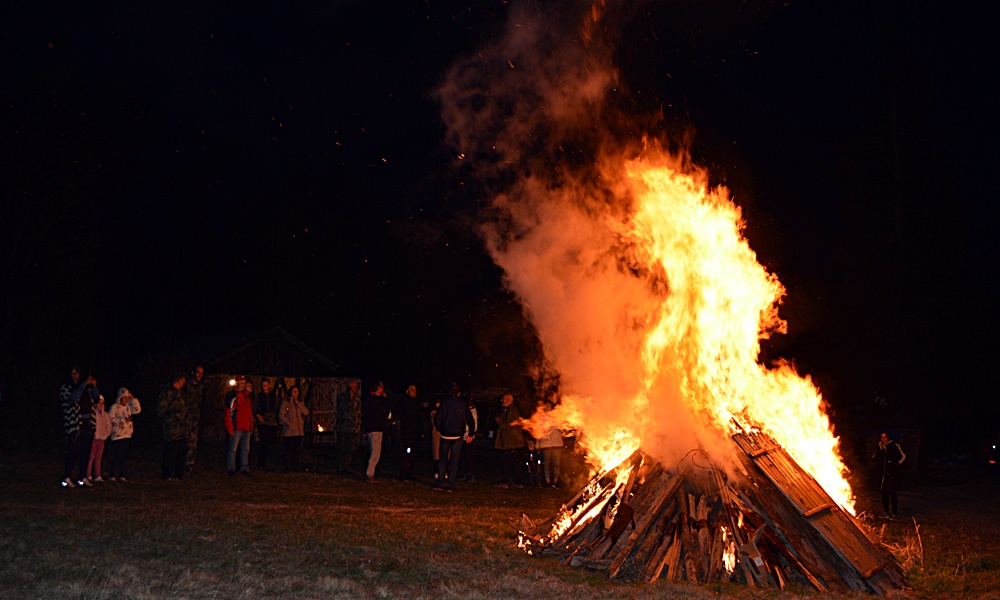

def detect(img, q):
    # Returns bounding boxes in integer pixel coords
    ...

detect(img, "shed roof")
[204,327,338,377]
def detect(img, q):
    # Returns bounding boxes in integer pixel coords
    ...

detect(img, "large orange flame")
[500,150,854,513]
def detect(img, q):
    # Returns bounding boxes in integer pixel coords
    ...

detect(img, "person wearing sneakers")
[108,387,141,482]
[86,395,112,483]
[59,368,101,488]
[59,366,84,488]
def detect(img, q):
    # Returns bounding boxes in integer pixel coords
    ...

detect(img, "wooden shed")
[196,327,359,443]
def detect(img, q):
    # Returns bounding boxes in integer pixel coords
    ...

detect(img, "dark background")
[2,0,995,459]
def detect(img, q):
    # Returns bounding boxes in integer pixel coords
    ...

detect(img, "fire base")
[519,430,906,595]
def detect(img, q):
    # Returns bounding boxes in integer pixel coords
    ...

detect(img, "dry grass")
[1,448,998,599]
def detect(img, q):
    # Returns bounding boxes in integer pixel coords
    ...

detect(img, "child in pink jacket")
[87,396,112,482]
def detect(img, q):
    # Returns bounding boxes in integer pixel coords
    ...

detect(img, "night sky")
[2,0,995,452]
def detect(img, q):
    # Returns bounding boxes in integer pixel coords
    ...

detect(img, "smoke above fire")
[436,1,853,511]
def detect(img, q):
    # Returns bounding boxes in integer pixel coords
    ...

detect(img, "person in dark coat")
[396,384,425,481]
[873,430,907,518]
[254,378,281,472]
[493,392,526,488]
[335,379,362,475]
[361,381,390,482]
[433,384,476,491]
[157,372,188,481]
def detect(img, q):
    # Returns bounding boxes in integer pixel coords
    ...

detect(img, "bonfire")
[503,160,907,594]
[436,2,907,593]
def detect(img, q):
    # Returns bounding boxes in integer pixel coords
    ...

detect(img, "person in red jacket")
[224,375,254,475]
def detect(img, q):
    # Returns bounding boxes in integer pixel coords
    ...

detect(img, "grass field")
[1,442,998,599]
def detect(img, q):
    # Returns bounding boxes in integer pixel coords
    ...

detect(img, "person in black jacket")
[873,430,907,518]
[396,384,425,481]
[253,378,281,472]
[361,381,390,483]
[434,384,475,491]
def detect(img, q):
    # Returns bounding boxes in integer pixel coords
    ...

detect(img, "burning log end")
[605,503,635,547]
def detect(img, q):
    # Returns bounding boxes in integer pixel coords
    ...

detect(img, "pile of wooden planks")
[519,430,907,595]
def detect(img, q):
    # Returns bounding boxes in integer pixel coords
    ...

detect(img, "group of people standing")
[60,363,572,490]
[60,364,207,486]
[221,375,311,475]
[59,367,143,487]
[349,382,569,492]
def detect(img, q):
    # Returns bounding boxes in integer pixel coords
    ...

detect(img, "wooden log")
[759,520,829,592]
[608,473,685,578]
[734,443,854,593]
[584,462,642,558]
[646,524,680,582]
[714,469,759,587]
[707,517,726,581]
[696,495,712,577]
[602,468,671,561]
[630,496,678,568]
[679,490,700,583]
[642,515,678,581]
[568,556,612,571]
[666,527,684,581]
[562,507,611,561]
[551,483,617,547]
[587,502,634,558]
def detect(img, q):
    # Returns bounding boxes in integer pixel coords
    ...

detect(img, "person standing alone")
[873,430,906,519]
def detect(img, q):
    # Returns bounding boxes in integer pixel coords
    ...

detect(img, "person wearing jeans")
[224,375,254,475]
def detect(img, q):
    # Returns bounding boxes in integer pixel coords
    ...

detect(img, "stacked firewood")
[519,434,907,595]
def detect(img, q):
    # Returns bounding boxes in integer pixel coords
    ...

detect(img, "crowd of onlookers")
[58,365,575,491]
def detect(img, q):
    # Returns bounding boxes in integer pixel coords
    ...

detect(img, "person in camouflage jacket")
[182,364,206,474]
[157,372,188,480]
[335,379,362,474]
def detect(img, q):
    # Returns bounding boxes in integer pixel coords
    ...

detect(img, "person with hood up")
[59,366,84,488]
[59,367,101,488]
[108,387,141,482]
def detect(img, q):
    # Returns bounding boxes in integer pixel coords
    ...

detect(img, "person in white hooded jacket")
[108,388,141,482]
